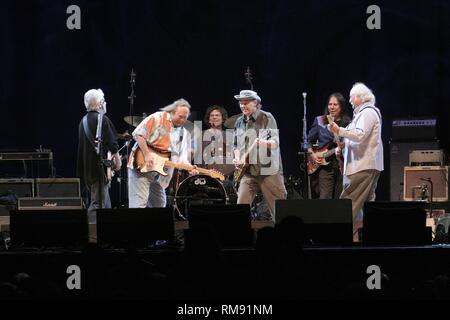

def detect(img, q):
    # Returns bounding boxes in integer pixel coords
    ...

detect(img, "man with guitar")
[328,83,383,241]
[233,90,287,221]
[77,89,121,223]
[127,98,200,208]
[306,93,351,199]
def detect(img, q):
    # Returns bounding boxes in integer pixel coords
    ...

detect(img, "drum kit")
[121,113,240,219]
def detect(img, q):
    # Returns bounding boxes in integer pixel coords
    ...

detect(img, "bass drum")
[175,175,227,217]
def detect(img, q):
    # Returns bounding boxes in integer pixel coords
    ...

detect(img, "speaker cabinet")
[96,208,175,248]
[275,199,353,245]
[389,140,439,201]
[9,209,88,248]
[0,178,34,197]
[362,202,431,245]
[404,166,448,201]
[35,178,80,197]
[188,204,252,248]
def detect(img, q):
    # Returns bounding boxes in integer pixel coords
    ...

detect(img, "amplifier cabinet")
[0,178,34,197]
[35,178,80,197]
[404,166,448,201]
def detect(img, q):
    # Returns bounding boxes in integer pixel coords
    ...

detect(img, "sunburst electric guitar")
[134,148,225,181]
[233,130,270,188]
[307,115,344,175]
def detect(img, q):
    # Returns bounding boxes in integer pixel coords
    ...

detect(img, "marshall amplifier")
[18,197,84,210]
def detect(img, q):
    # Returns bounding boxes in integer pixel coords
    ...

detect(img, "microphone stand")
[300,92,310,199]
[421,177,434,218]
[128,69,136,146]
[122,69,136,208]
[244,66,254,90]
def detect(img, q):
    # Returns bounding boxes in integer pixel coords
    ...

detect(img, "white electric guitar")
[134,147,225,181]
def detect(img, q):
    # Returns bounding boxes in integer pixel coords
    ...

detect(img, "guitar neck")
[322,148,336,158]
[164,161,210,175]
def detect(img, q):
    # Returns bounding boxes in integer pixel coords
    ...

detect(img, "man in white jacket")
[328,83,384,241]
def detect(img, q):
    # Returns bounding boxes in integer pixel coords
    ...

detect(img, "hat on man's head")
[234,90,261,103]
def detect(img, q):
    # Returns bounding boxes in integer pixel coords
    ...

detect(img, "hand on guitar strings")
[327,122,340,135]
[144,152,154,169]
[188,165,199,175]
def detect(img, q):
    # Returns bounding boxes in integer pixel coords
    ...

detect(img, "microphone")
[130,68,136,84]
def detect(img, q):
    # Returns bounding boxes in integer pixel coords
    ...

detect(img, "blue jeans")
[128,168,167,208]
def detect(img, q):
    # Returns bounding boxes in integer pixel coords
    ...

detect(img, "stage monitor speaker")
[188,204,253,248]
[389,140,439,201]
[362,201,431,245]
[9,209,88,248]
[403,166,449,201]
[35,178,80,197]
[275,199,353,245]
[96,208,175,248]
[0,178,34,197]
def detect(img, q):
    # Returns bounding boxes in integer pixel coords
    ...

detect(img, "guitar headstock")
[209,169,225,181]
[326,115,335,125]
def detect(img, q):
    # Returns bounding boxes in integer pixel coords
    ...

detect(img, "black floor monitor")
[362,201,430,245]
[188,204,253,248]
[10,209,88,248]
[96,207,175,248]
[275,199,353,246]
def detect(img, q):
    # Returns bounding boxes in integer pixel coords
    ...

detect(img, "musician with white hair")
[77,88,121,223]
[127,98,198,209]
[328,82,384,241]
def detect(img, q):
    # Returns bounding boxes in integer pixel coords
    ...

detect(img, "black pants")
[310,164,342,199]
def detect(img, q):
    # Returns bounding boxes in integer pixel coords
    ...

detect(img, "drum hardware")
[174,174,227,218]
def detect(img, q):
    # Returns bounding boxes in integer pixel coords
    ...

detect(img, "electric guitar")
[307,145,339,175]
[134,148,225,181]
[233,130,270,188]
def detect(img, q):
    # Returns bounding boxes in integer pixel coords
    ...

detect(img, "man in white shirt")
[328,83,384,241]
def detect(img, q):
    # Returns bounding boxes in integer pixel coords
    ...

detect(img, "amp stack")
[0,150,83,211]
[389,117,447,202]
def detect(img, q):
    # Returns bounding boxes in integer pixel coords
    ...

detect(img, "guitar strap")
[360,106,382,125]
[82,115,98,152]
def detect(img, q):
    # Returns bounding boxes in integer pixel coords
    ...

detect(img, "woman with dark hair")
[306,93,351,199]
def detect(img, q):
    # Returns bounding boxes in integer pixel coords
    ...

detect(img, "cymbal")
[224,114,241,129]
[124,116,144,127]
[117,131,132,141]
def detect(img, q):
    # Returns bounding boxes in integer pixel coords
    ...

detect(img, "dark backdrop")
[1,0,449,200]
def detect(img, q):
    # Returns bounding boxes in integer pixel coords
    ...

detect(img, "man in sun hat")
[232,89,287,221]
